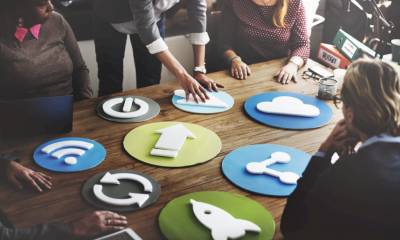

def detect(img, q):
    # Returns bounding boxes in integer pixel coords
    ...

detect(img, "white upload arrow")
[93,172,153,207]
[150,124,196,158]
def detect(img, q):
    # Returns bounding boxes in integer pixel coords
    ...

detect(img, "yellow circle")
[123,122,222,167]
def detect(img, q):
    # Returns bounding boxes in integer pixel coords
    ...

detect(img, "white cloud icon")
[256,96,320,117]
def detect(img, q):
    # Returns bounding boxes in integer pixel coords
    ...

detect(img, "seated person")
[0,155,128,239]
[217,0,310,84]
[281,59,400,239]
[0,0,92,100]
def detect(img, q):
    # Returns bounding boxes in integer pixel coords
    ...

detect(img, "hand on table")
[69,211,128,238]
[231,58,251,80]
[194,72,224,92]
[177,71,209,103]
[6,161,52,192]
[275,62,299,84]
[319,119,360,157]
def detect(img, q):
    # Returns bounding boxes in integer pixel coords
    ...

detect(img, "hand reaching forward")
[6,161,52,192]
[194,73,224,92]
[69,211,128,238]
[177,71,209,103]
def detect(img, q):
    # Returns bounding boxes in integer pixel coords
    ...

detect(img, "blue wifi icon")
[34,137,106,173]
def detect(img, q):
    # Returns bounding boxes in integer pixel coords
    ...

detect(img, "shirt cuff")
[313,151,327,158]
[289,56,304,67]
[146,38,169,55]
[186,32,210,45]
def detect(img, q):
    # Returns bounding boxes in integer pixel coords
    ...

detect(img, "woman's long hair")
[341,59,400,137]
[272,0,288,28]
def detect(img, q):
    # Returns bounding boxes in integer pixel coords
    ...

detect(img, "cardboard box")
[317,43,351,69]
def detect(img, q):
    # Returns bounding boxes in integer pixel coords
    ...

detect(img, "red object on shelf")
[317,43,351,69]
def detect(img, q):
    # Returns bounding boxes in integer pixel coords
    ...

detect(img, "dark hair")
[0,0,48,37]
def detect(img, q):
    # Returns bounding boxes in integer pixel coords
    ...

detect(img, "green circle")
[123,122,222,167]
[159,191,275,240]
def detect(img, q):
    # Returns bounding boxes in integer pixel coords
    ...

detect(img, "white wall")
[78,35,194,96]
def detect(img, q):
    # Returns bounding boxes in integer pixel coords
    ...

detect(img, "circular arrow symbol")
[93,172,154,207]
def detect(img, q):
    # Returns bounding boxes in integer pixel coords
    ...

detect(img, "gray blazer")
[93,0,208,46]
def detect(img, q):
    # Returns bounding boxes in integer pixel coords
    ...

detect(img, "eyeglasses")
[333,95,342,109]
[302,70,321,81]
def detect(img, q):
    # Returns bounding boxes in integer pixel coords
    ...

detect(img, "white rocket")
[190,199,261,240]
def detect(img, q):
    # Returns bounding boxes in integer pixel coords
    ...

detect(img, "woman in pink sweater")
[218,0,310,84]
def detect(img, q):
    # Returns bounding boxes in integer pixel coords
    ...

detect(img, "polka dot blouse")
[218,0,310,63]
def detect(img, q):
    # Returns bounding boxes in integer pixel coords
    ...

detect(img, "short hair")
[341,59,400,136]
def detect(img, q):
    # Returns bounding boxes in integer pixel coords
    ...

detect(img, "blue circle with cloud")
[222,144,311,197]
[244,92,333,129]
[33,137,106,173]
[172,90,234,114]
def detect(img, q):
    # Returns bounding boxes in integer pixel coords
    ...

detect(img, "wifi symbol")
[41,140,94,165]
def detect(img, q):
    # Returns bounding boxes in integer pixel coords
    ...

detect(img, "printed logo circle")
[244,92,332,129]
[159,191,275,240]
[33,137,106,172]
[82,169,160,212]
[222,144,311,197]
[97,96,160,123]
[123,122,221,167]
[172,89,234,114]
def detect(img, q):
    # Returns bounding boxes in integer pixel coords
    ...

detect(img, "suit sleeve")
[185,0,210,45]
[280,153,332,237]
[0,221,73,240]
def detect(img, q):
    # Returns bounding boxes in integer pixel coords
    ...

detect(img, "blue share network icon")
[172,90,234,114]
[222,144,311,197]
[33,137,106,173]
[244,91,333,130]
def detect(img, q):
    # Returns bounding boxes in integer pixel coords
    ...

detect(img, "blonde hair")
[341,59,400,137]
[272,0,288,28]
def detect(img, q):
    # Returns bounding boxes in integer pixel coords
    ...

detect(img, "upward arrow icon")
[150,124,196,158]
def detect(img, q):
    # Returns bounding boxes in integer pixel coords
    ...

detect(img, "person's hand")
[231,58,251,80]
[193,72,224,92]
[275,62,299,84]
[69,211,128,238]
[6,161,52,192]
[319,120,359,156]
[176,71,209,102]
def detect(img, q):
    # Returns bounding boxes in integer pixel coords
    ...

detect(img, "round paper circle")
[33,137,106,173]
[222,144,311,197]
[123,122,221,168]
[97,96,160,123]
[244,92,332,130]
[159,191,275,240]
[81,169,161,212]
[172,91,234,114]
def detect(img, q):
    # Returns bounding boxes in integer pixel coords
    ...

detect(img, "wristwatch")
[193,65,207,74]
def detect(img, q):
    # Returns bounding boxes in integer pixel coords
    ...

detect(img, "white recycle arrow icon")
[93,172,153,207]
[150,124,196,158]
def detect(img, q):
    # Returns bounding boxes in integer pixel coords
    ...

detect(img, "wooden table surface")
[0,58,342,239]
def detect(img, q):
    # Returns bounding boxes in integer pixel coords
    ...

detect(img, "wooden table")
[0,59,342,239]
